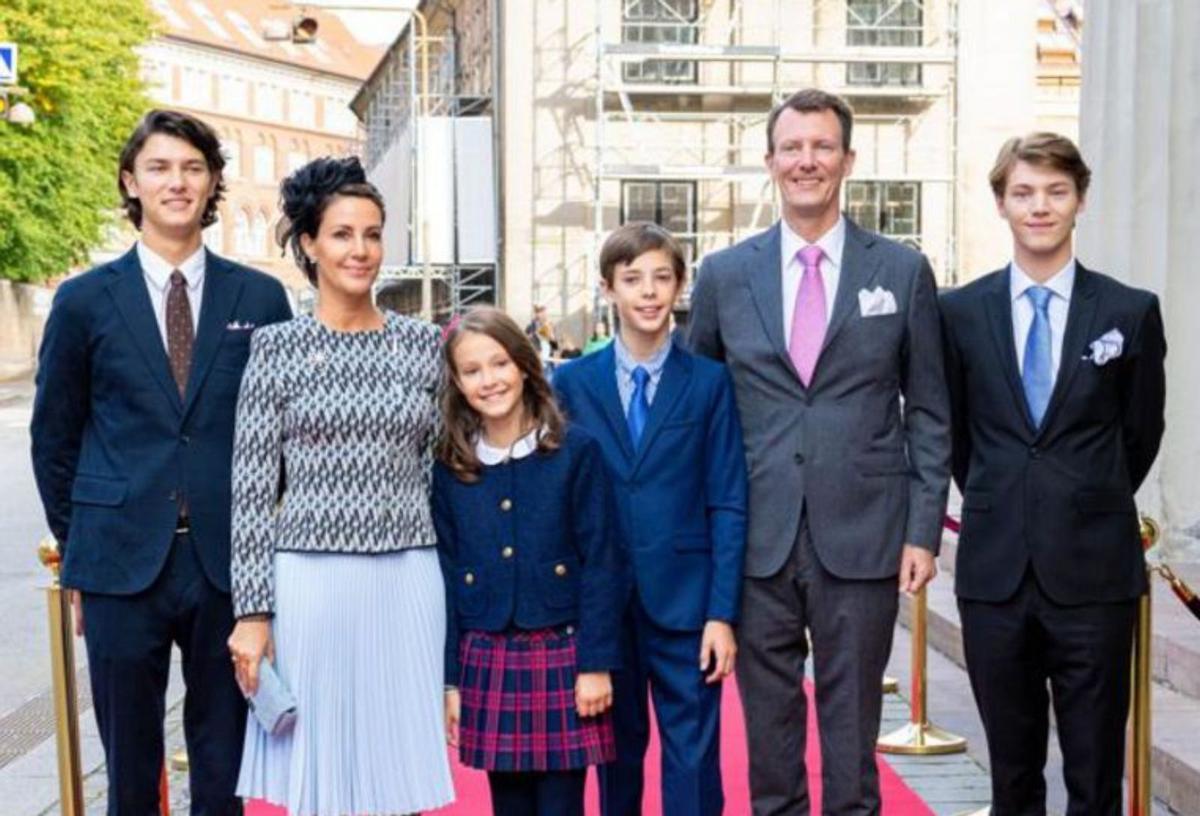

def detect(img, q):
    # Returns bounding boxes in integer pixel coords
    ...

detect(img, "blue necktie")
[1022,286,1054,427]
[627,366,650,448]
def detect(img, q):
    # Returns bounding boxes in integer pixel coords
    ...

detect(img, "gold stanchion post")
[1128,516,1158,816]
[38,537,84,816]
[882,675,899,694]
[877,586,968,755]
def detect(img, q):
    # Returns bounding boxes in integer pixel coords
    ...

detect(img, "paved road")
[0,378,67,718]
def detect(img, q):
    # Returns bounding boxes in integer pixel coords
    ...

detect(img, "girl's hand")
[227,616,273,696]
[445,688,461,747]
[575,671,613,718]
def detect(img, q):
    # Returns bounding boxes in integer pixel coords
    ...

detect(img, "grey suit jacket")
[687,218,950,580]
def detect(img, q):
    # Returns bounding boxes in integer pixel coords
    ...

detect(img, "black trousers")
[82,533,246,816]
[487,769,587,816]
[960,570,1137,816]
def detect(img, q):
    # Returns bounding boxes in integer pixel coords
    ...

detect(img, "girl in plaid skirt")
[433,307,626,816]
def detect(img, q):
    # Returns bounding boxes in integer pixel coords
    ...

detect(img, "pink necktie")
[788,245,827,386]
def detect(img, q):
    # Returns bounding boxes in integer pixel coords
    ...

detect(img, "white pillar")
[1077,0,1200,559]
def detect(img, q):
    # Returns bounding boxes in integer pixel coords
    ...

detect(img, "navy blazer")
[941,264,1166,605]
[432,426,627,680]
[31,246,292,595]
[554,342,748,631]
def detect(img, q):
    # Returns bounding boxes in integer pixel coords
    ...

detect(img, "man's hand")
[575,671,613,718]
[898,544,937,595]
[227,617,274,696]
[699,620,737,684]
[69,590,84,637]
[444,688,461,747]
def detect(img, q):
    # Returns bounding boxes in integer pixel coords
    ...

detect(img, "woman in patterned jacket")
[226,156,454,815]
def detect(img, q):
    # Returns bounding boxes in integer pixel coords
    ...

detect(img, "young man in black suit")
[940,133,1166,816]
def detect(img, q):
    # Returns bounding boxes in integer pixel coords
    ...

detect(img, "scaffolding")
[592,0,961,302]
[354,0,498,321]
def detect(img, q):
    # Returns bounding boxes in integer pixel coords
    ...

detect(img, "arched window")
[203,219,224,254]
[233,208,251,256]
[252,211,269,256]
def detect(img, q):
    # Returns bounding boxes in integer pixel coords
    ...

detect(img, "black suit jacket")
[31,246,293,595]
[940,263,1165,605]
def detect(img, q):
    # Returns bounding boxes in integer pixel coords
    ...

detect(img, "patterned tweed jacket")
[230,312,442,618]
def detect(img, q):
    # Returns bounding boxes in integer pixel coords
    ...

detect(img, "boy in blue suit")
[31,110,292,814]
[554,223,748,816]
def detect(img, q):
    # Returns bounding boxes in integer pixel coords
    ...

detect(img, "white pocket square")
[226,320,256,331]
[858,286,898,317]
[1084,328,1124,365]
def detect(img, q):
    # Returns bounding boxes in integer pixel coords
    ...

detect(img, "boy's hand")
[699,620,737,684]
[444,688,461,747]
[575,671,613,718]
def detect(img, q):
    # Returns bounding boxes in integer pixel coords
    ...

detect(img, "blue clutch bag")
[248,658,297,736]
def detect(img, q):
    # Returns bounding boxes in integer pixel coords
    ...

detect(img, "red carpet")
[247,679,932,815]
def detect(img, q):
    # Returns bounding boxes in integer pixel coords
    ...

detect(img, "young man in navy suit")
[554,223,748,816]
[31,110,292,814]
[941,133,1166,815]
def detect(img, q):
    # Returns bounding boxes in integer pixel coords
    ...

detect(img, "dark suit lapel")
[821,218,881,357]
[588,345,636,463]
[1035,264,1099,440]
[745,224,799,379]
[984,266,1035,434]
[630,345,689,474]
[106,247,183,413]
[182,253,244,418]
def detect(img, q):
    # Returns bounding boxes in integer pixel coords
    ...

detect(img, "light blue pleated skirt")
[236,547,455,815]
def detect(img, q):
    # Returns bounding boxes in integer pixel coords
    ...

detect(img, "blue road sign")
[0,44,17,85]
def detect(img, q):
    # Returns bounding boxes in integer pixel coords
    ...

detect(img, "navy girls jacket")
[432,425,627,681]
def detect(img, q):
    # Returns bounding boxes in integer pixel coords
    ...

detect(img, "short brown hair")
[118,109,226,230]
[766,89,855,154]
[438,307,566,483]
[599,222,687,286]
[989,132,1092,198]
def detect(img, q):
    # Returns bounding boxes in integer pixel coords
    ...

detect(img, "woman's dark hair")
[118,109,227,229]
[276,156,386,285]
[438,307,566,483]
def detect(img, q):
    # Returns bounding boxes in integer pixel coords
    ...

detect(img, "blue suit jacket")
[31,246,292,595]
[554,342,748,631]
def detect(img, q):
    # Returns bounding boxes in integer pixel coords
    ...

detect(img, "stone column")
[1076,0,1200,559]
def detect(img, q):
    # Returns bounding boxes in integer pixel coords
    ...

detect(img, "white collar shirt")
[475,427,542,465]
[137,241,205,349]
[1010,257,1075,381]
[781,215,845,345]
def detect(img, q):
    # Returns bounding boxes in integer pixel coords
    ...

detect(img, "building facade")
[136,0,380,293]
[354,0,1080,339]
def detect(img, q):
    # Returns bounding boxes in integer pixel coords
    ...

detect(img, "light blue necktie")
[627,366,650,448]
[1022,286,1054,427]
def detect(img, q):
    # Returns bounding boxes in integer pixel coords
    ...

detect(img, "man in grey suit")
[687,88,950,816]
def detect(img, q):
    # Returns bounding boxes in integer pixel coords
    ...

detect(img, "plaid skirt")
[457,627,616,772]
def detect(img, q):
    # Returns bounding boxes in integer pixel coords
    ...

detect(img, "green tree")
[0,0,153,282]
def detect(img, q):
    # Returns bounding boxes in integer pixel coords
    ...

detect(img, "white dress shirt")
[780,215,845,346]
[138,241,205,351]
[1010,257,1075,382]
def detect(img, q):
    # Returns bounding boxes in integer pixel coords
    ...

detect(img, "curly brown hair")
[438,307,566,482]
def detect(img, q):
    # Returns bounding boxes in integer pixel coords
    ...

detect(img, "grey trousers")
[737,523,899,816]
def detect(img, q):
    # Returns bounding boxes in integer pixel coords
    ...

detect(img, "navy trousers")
[82,533,246,816]
[599,600,723,816]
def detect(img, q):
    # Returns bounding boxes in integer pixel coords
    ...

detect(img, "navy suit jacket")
[554,342,748,631]
[31,246,292,595]
[941,263,1166,605]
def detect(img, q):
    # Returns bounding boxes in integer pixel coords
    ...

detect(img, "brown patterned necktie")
[166,269,195,398]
